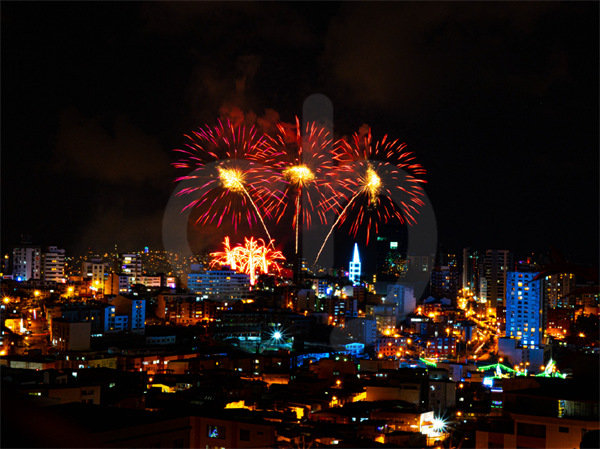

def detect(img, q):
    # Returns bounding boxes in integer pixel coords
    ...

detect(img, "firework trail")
[257,117,339,254]
[314,128,426,265]
[172,120,274,243]
[210,236,285,285]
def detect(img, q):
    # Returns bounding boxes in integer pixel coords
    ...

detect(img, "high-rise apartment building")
[482,250,511,311]
[349,244,361,285]
[462,248,483,298]
[505,271,543,349]
[430,266,461,302]
[545,273,576,309]
[42,246,65,283]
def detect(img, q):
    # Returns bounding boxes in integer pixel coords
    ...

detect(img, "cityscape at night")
[2,2,599,449]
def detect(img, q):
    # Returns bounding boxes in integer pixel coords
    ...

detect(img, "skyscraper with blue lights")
[505,271,542,348]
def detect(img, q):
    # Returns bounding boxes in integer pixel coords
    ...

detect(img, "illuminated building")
[546,308,575,337]
[423,336,457,358]
[41,246,65,283]
[462,248,483,297]
[116,253,143,284]
[156,294,217,325]
[430,265,460,302]
[187,266,252,302]
[505,271,542,348]
[110,295,146,334]
[349,243,361,284]
[545,273,576,309]
[12,236,41,281]
[136,276,162,288]
[82,258,110,288]
[105,272,131,295]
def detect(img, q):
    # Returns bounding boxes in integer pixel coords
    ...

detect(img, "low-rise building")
[51,319,91,352]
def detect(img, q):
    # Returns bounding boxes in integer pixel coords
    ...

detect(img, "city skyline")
[2,4,598,448]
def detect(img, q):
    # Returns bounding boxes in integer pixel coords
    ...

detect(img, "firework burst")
[210,236,285,285]
[314,128,426,264]
[173,121,273,241]
[258,117,338,253]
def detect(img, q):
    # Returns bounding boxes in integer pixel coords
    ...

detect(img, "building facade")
[41,246,65,283]
[430,266,460,302]
[482,250,511,311]
[386,284,416,321]
[545,273,577,309]
[12,245,41,281]
[187,268,251,302]
[116,253,143,284]
[82,259,110,289]
[462,248,483,298]
[505,271,542,349]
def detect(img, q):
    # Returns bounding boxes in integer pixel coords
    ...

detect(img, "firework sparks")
[210,236,285,285]
[217,167,246,194]
[283,164,315,187]
[257,117,338,254]
[314,128,426,265]
[364,164,382,206]
[173,121,273,241]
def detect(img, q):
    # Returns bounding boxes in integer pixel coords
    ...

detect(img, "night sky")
[3,2,598,268]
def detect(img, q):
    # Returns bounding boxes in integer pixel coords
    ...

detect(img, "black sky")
[2,2,598,268]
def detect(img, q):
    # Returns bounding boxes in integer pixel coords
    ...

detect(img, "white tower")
[349,244,361,285]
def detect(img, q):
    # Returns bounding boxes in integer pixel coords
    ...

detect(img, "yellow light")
[579,333,585,338]
[336,380,341,385]
[3,297,10,304]
[283,165,314,187]
[217,167,245,194]
[34,291,40,297]
[363,165,381,205]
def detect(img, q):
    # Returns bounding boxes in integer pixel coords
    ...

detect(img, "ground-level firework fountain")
[210,236,285,285]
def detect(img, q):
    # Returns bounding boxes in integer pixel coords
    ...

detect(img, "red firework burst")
[333,128,426,243]
[172,121,272,235]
